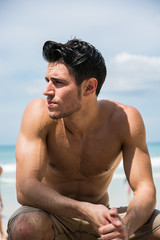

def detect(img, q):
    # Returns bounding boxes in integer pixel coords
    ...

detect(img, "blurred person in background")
[0,166,7,239]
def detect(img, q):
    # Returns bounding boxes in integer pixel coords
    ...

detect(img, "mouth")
[47,99,58,108]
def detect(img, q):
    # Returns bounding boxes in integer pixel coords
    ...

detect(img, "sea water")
[108,142,160,208]
[0,143,160,227]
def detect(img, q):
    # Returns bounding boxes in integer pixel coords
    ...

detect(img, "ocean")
[0,143,160,229]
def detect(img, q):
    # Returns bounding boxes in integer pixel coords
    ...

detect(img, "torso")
[41,99,128,206]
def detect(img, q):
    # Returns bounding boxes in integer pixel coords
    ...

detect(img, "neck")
[63,96,99,137]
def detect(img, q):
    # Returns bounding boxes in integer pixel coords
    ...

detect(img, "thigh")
[50,216,101,240]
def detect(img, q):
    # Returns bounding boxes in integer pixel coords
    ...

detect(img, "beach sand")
[1,183,20,237]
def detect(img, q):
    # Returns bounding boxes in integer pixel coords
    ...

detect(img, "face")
[43,62,82,119]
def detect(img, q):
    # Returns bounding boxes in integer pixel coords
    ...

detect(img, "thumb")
[109,208,122,227]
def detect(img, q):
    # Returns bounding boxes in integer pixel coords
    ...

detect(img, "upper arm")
[122,107,155,194]
[16,99,49,192]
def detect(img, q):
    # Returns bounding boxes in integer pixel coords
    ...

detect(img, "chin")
[48,112,60,120]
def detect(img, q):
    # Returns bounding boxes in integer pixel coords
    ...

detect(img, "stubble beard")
[48,103,82,120]
[48,87,82,120]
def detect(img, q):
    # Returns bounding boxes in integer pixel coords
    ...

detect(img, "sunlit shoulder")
[21,98,56,132]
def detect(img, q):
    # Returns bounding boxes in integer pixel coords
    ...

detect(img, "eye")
[45,78,49,83]
[55,80,63,85]
[53,80,65,87]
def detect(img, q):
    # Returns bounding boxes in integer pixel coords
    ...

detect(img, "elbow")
[17,188,26,205]
[16,181,30,206]
[134,182,157,210]
[145,183,157,211]
[17,195,23,205]
[16,178,39,206]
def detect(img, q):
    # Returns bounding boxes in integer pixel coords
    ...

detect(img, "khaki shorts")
[7,206,160,240]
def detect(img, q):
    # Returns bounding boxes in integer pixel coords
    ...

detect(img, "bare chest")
[46,124,122,178]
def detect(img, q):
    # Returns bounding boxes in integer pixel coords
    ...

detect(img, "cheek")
[60,88,79,100]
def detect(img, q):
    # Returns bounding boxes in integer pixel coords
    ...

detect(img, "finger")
[99,224,124,240]
[98,223,116,235]
[109,207,118,216]
[109,208,122,227]
[112,216,122,227]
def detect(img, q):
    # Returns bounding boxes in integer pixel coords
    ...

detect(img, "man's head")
[43,38,107,96]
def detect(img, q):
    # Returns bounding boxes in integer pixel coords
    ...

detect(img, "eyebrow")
[45,77,67,82]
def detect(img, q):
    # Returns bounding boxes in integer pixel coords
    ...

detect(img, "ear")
[83,78,98,96]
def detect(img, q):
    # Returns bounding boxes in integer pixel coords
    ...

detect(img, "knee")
[9,212,54,240]
[9,213,37,240]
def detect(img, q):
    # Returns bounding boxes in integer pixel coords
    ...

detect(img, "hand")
[98,208,128,240]
[82,203,123,235]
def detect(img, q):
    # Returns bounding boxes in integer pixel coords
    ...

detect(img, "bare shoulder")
[24,98,47,114]
[115,101,145,138]
[20,98,55,136]
[101,99,143,123]
[99,99,145,142]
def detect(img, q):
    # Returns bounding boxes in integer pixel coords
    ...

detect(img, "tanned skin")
[14,62,157,239]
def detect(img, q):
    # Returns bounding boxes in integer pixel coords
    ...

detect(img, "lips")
[47,100,58,108]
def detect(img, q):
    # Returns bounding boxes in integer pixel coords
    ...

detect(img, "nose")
[43,81,55,96]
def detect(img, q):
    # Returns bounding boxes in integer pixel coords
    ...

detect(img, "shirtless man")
[7,39,160,239]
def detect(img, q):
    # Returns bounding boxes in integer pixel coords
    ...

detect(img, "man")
[7,39,160,240]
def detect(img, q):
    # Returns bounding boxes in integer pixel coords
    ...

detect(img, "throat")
[62,98,100,137]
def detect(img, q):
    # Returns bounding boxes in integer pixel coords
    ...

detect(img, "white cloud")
[115,53,160,65]
[0,0,160,143]
[103,53,160,92]
[1,0,160,56]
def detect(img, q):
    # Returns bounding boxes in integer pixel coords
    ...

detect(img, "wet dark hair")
[43,38,107,96]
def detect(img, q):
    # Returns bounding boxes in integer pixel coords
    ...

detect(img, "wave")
[112,172,160,179]
[0,178,16,184]
[117,156,160,169]
[1,163,16,173]
[151,157,160,167]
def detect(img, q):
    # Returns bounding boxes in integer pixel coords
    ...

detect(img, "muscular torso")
[42,100,127,206]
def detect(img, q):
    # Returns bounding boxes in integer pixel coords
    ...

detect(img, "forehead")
[46,62,72,78]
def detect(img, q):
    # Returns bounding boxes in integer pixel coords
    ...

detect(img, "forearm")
[17,178,126,235]
[123,184,156,237]
[17,178,88,220]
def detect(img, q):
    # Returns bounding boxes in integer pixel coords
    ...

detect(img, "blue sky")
[0,0,160,144]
